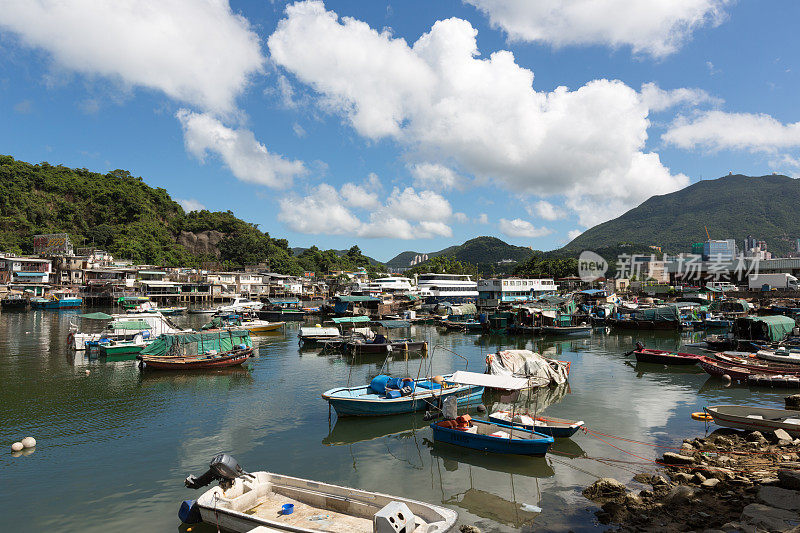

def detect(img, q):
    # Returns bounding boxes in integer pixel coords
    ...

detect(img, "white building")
[478,278,559,302]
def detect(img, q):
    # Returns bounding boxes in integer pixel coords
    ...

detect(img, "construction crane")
[705,226,711,240]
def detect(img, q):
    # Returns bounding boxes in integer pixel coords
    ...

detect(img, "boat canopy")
[300,326,340,337]
[486,349,570,386]
[377,320,411,328]
[109,319,151,330]
[449,370,529,390]
[733,315,796,342]
[78,312,113,320]
[331,315,370,324]
[447,303,477,316]
[140,329,252,357]
[631,306,679,321]
[334,295,381,302]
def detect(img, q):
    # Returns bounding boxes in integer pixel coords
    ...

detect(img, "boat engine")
[185,453,252,491]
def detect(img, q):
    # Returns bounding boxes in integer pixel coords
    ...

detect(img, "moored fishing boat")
[1,292,30,310]
[31,292,82,309]
[488,411,584,438]
[180,454,457,532]
[322,373,483,417]
[139,350,251,370]
[633,347,700,365]
[346,334,427,354]
[539,324,591,336]
[757,348,800,365]
[714,351,800,374]
[430,372,553,455]
[138,329,253,371]
[705,405,800,437]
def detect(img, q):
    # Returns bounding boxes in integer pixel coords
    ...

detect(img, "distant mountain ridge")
[387,236,534,272]
[562,173,800,257]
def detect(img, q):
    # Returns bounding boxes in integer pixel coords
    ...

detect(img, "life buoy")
[692,412,712,421]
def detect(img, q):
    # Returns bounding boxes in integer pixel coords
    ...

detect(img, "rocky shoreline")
[583,427,800,532]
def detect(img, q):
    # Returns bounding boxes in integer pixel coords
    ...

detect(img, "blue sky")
[1,0,799,263]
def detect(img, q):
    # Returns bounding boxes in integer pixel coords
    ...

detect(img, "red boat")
[634,348,700,365]
[696,356,753,383]
[713,352,800,375]
[139,348,252,370]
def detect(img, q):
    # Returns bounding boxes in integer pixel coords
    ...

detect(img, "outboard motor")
[185,453,251,491]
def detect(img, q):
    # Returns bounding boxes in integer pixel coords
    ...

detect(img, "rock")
[714,436,734,448]
[11,442,23,452]
[694,472,707,483]
[21,437,35,448]
[662,452,695,465]
[758,486,800,512]
[674,472,694,483]
[665,485,698,504]
[583,478,627,502]
[747,431,766,442]
[459,526,481,533]
[770,428,793,442]
[785,394,800,409]
[778,470,800,491]
[719,522,741,531]
[717,455,733,466]
[703,467,735,480]
[702,478,721,489]
[633,473,652,484]
[740,503,800,532]
[680,443,696,454]
[623,493,643,506]
[651,475,670,486]
[778,439,794,447]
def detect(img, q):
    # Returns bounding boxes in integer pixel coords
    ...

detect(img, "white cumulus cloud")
[463,0,729,58]
[498,218,552,238]
[340,182,381,210]
[663,110,800,152]
[476,213,489,224]
[278,184,362,235]
[0,0,264,115]
[409,163,464,191]
[269,2,690,228]
[176,109,306,189]
[640,82,721,113]
[567,229,583,241]
[177,198,206,212]
[385,187,452,222]
[529,200,565,221]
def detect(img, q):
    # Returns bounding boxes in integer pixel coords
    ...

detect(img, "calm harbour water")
[0,310,790,532]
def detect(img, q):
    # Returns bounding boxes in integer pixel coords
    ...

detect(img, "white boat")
[353,277,418,297]
[68,312,185,350]
[217,297,264,313]
[416,274,478,305]
[757,348,800,365]
[705,405,800,437]
[182,454,456,532]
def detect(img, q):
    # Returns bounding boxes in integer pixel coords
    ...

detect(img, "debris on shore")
[583,428,800,532]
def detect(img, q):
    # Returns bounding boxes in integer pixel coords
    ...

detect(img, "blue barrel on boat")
[179,500,202,524]
[370,375,392,394]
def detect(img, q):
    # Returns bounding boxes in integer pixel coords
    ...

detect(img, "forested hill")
[562,173,800,257]
[0,156,378,274]
[388,236,534,274]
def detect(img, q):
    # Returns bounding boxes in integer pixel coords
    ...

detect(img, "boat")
[299,325,342,345]
[633,347,700,365]
[488,411,584,438]
[705,405,800,437]
[257,298,306,322]
[154,306,187,315]
[241,320,284,333]
[346,334,427,354]
[138,329,253,371]
[68,312,185,350]
[697,356,800,387]
[30,292,82,309]
[757,348,800,365]
[96,332,152,359]
[180,454,457,532]
[417,273,478,305]
[430,372,554,456]
[539,324,591,336]
[202,313,284,334]
[322,373,484,417]
[217,297,264,313]
[485,350,571,388]
[117,296,151,309]
[188,307,217,314]
[714,352,800,374]
[1,292,29,310]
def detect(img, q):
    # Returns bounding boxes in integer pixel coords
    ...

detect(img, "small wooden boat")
[181,454,457,532]
[633,348,700,365]
[697,356,757,383]
[697,356,800,387]
[322,373,483,417]
[488,411,584,438]
[430,372,553,455]
[714,352,800,375]
[139,348,252,370]
[705,405,800,437]
[540,324,591,336]
[188,308,217,314]
[757,348,800,365]
[97,339,148,358]
[240,319,284,333]
[299,325,342,345]
[346,334,427,354]
[154,306,187,315]
[1,293,29,310]
[31,293,83,309]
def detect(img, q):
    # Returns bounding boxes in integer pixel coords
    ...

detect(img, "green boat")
[117,296,151,309]
[97,340,148,360]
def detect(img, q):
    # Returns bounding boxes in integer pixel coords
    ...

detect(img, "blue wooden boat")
[322,374,484,417]
[429,371,554,455]
[487,411,584,438]
[31,294,83,309]
[430,418,553,456]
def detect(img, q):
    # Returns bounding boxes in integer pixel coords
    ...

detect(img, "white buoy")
[11,442,23,452]
[21,437,36,448]
[85,369,90,375]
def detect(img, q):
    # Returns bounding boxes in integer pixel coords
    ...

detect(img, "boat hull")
[487,413,583,438]
[634,349,699,365]
[98,343,145,357]
[258,310,306,322]
[32,297,82,309]
[540,325,591,336]
[347,341,427,353]
[706,405,800,437]
[140,349,252,370]
[430,420,553,455]
[324,382,484,417]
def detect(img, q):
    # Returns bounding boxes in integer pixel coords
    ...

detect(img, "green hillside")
[292,247,383,268]
[0,156,376,275]
[389,236,534,274]
[563,173,800,257]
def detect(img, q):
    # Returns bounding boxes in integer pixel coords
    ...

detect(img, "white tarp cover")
[486,350,570,387]
[449,371,529,390]
[300,327,340,337]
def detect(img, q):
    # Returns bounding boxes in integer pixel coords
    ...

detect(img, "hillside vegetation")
[0,156,378,275]
[563,174,800,257]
